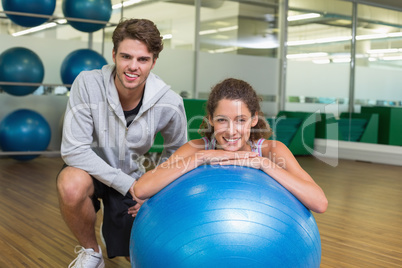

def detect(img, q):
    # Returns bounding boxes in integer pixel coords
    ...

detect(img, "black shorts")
[57,164,137,258]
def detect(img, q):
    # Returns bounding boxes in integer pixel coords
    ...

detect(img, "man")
[57,18,187,267]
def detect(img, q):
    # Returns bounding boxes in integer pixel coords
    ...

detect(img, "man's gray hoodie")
[61,65,187,195]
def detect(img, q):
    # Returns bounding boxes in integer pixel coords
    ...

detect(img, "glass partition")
[286,0,353,117]
[355,4,402,108]
[354,3,402,145]
[197,0,280,117]
[2,0,402,149]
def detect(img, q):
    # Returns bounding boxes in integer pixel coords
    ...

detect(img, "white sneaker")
[68,245,105,268]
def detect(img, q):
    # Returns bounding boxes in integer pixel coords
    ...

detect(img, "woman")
[133,78,328,213]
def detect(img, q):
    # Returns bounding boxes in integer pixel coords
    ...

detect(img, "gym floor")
[0,155,401,267]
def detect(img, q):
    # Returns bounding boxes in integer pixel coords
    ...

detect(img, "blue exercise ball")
[0,109,51,161]
[62,0,112,32]
[0,47,45,96]
[130,165,321,268]
[2,0,56,27]
[60,49,107,87]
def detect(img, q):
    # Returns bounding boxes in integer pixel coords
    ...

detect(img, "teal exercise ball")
[0,47,44,96]
[2,0,56,27]
[62,0,112,32]
[0,109,51,161]
[60,49,107,87]
[130,165,321,268]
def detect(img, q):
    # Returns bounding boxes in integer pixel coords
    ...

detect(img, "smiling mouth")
[125,72,138,78]
[223,137,240,142]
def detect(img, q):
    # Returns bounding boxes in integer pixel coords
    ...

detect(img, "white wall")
[197,52,279,96]
[356,66,402,100]
[197,52,279,116]
[287,61,350,98]
[287,60,402,105]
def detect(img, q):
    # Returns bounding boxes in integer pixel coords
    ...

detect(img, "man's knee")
[57,167,94,206]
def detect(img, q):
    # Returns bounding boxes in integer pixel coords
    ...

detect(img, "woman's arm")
[219,140,328,213]
[134,140,202,200]
[134,139,258,200]
[263,141,327,213]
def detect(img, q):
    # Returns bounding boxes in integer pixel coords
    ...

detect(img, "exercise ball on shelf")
[60,49,108,87]
[0,109,51,161]
[0,47,45,96]
[62,0,112,33]
[2,0,56,27]
[130,165,321,268]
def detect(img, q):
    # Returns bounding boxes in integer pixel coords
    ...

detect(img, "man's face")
[113,38,156,93]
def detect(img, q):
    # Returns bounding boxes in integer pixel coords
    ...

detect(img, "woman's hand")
[217,155,269,170]
[196,150,259,166]
[134,139,260,201]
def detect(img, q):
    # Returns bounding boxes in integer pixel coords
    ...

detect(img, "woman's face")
[209,99,258,152]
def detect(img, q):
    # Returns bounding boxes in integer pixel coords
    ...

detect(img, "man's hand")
[128,202,142,217]
[128,180,146,217]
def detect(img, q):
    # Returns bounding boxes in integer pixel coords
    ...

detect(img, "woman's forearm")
[134,155,200,200]
[260,158,328,213]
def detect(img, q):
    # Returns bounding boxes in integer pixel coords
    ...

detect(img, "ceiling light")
[218,26,238,32]
[199,25,238,36]
[11,18,67,37]
[312,59,330,64]
[287,13,321,22]
[287,52,328,59]
[287,32,400,47]
[387,32,402,37]
[287,36,352,46]
[367,48,399,54]
[12,22,58,36]
[315,36,352,43]
[356,33,388,40]
[199,29,218,35]
[209,47,238,53]
[56,19,67,24]
[382,56,402,60]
